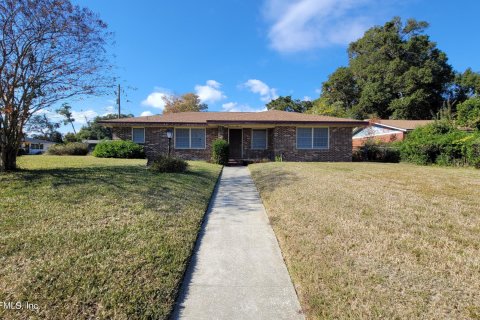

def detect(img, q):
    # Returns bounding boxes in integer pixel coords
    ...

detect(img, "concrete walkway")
[172,166,304,320]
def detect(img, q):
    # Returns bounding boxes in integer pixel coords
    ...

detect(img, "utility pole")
[117,84,121,119]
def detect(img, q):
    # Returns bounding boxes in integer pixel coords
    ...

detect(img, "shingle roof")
[100,110,367,126]
[24,138,55,144]
[373,119,434,131]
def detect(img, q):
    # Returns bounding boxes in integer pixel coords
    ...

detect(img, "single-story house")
[100,110,368,162]
[21,137,55,154]
[352,119,434,148]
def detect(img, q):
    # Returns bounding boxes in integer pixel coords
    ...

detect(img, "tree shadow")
[248,164,300,196]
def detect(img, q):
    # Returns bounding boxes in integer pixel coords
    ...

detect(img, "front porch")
[221,127,275,162]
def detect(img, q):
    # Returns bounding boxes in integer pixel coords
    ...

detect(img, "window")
[175,128,206,149]
[296,127,329,149]
[252,129,267,149]
[132,128,145,144]
[191,128,206,149]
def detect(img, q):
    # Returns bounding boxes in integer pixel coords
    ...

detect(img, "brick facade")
[272,126,352,162]
[112,125,353,162]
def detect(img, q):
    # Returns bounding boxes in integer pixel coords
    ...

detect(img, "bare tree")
[0,0,114,171]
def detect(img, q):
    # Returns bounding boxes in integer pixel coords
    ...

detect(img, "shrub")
[457,97,480,130]
[352,142,400,163]
[398,121,480,168]
[149,155,188,173]
[47,142,89,155]
[92,140,145,159]
[211,139,229,165]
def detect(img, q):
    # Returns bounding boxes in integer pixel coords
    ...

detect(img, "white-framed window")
[175,128,206,149]
[296,127,329,149]
[132,128,145,144]
[251,129,267,150]
[31,144,43,150]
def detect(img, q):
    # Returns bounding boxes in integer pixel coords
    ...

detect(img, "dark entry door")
[229,129,242,159]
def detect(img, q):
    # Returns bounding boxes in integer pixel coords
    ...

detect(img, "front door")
[229,129,242,159]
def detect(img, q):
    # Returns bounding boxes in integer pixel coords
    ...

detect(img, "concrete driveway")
[172,166,304,320]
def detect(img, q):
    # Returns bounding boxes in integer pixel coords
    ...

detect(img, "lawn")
[250,162,480,320]
[0,155,221,319]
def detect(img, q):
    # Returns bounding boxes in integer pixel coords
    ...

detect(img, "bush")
[92,140,145,159]
[47,142,89,155]
[149,155,188,173]
[211,139,229,165]
[398,121,480,168]
[457,97,480,130]
[352,142,400,163]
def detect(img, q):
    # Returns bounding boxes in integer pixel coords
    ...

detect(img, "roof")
[371,119,434,131]
[82,140,102,144]
[99,110,367,126]
[24,138,55,144]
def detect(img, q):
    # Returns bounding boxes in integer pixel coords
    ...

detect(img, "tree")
[0,0,113,172]
[307,97,348,118]
[321,67,359,112]
[162,93,207,114]
[77,113,133,140]
[454,68,480,98]
[25,114,62,142]
[64,132,79,143]
[266,96,313,113]
[320,17,454,120]
[56,103,76,134]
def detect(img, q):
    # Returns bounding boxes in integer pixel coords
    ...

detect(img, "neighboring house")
[82,140,102,152]
[352,119,434,148]
[100,110,367,162]
[22,138,55,154]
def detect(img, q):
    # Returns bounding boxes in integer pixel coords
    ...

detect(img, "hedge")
[398,121,480,168]
[47,142,89,156]
[92,140,145,159]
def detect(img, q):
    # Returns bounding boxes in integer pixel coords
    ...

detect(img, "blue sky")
[46,0,480,133]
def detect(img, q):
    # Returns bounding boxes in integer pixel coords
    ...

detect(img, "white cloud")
[243,79,278,102]
[303,96,312,101]
[221,102,266,112]
[36,108,97,124]
[71,110,98,124]
[103,105,116,116]
[140,111,154,117]
[195,80,226,103]
[263,0,384,53]
[142,88,171,110]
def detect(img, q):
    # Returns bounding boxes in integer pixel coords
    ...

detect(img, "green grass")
[250,162,480,320]
[0,155,221,319]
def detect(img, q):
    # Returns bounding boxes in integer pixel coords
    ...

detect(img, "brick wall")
[352,132,405,149]
[145,127,218,161]
[112,127,131,140]
[111,125,353,162]
[273,126,353,162]
[241,128,274,160]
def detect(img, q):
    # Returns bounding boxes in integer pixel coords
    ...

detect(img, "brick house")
[100,110,367,162]
[352,119,433,149]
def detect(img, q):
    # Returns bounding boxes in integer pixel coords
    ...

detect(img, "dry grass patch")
[250,162,480,320]
[0,156,221,319]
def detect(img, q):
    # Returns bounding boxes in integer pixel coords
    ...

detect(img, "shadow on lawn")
[15,165,218,212]
[250,165,300,195]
